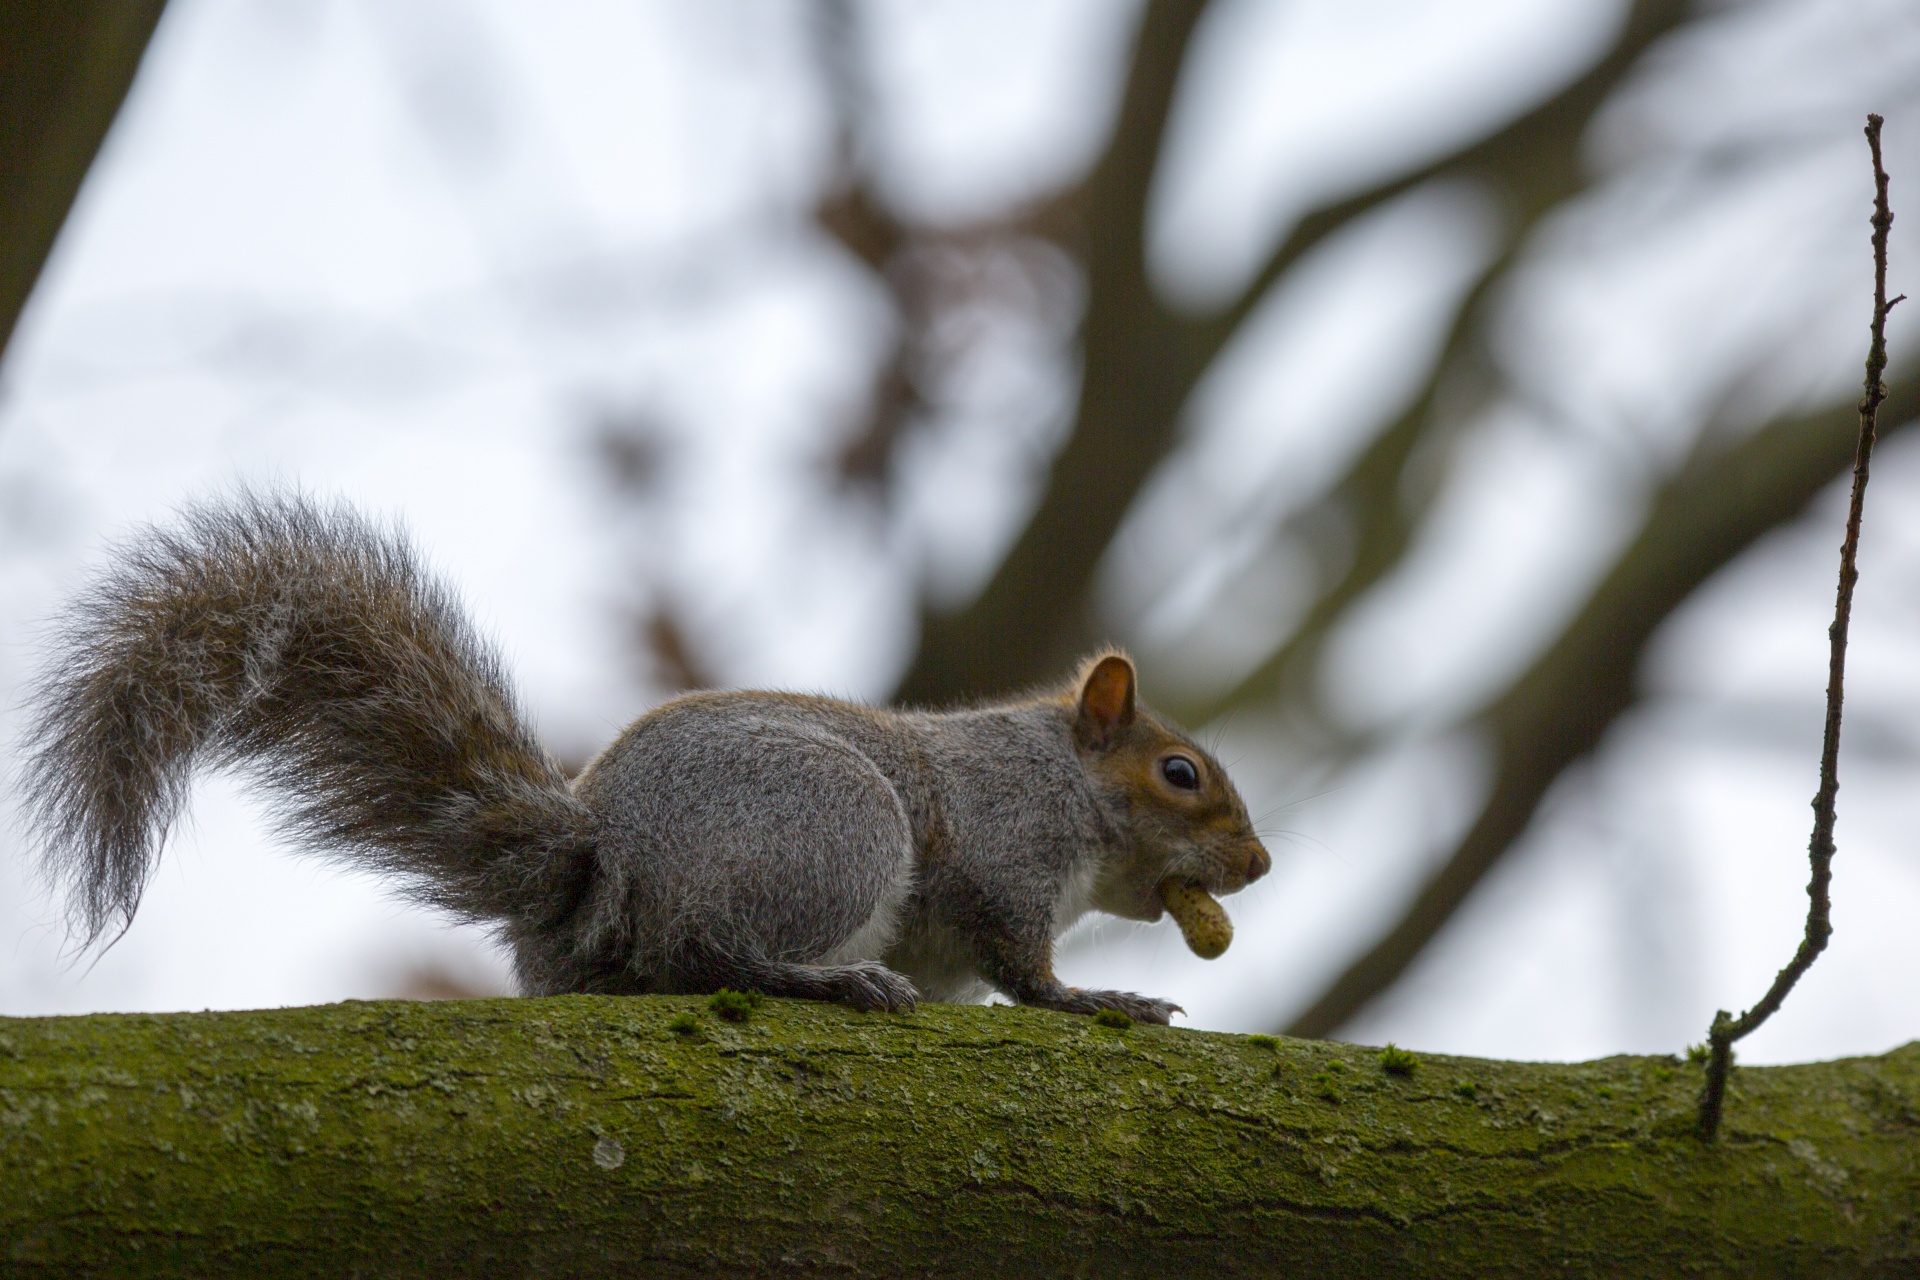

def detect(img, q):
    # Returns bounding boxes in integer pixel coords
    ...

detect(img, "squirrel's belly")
[883,917,992,1004]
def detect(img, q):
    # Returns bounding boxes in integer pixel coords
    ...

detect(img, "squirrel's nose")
[1234,840,1271,886]
[1248,843,1272,881]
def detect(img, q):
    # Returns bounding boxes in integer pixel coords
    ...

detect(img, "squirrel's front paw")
[1072,989,1182,1026]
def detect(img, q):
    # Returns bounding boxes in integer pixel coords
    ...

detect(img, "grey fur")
[22,495,1269,1019]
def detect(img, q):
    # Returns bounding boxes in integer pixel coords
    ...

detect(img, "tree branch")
[1174,250,1510,732]
[1191,0,1692,373]
[1,0,169,362]
[893,0,1210,704]
[1285,380,1919,1040]
[1180,0,1699,730]
[4,998,1919,1276]
[892,0,1697,708]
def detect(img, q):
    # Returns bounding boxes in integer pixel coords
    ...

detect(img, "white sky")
[3,0,1917,1067]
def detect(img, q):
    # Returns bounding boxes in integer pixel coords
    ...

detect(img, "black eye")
[1161,755,1200,790]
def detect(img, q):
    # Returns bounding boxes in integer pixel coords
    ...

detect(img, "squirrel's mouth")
[1213,837,1272,893]
[1160,841,1267,900]
[1155,859,1225,904]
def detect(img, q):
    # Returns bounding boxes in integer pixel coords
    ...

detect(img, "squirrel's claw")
[1114,994,1182,1026]
[1063,988,1181,1026]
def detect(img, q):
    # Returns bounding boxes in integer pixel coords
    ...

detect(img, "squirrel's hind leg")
[674,950,916,1013]
[738,958,918,1013]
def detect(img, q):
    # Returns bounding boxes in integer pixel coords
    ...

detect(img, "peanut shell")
[1160,878,1231,959]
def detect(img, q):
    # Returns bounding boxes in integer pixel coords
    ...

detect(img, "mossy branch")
[4,997,1919,1277]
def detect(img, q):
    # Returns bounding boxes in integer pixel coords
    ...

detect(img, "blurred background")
[3,0,1918,1064]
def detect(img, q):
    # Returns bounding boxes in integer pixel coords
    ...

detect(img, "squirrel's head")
[1064,651,1271,923]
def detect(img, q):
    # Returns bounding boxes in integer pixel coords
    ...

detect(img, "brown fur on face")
[1060,652,1271,922]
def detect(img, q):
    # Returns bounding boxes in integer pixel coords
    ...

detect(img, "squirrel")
[21,493,1271,1024]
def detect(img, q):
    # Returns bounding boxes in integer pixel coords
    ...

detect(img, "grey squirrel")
[22,494,1270,1023]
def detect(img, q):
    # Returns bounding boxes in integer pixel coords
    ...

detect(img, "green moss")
[0,1000,1915,1277]
[1244,1033,1279,1051]
[667,1012,699,1036]
[1687,1041,1711,1064]
[1092,1009,1132,1030]
[1378,1043,1417,1076]
[708,989,755,1022]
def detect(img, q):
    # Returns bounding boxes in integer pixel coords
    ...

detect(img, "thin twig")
[1696,113,1900,1141]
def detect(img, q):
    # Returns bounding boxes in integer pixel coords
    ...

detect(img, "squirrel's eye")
[1161,755,1200,790]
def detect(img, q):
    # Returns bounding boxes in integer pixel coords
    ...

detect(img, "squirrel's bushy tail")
[22,493,595,950]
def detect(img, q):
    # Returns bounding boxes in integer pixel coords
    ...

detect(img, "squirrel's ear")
[1074,653,1136,750]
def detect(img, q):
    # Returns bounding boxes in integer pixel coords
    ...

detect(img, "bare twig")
[1696,113,1899,1142]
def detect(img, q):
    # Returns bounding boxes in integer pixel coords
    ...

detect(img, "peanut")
[1160,878,1231,959]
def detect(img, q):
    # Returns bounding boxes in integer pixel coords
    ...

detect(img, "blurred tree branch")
[1285,381,1918,1039]
[892,0,1210,703]
[16,0,1904,1061]
[850,0,1920,1043]
[1183,1,1697,732]
[1192,0,1694,366]
[0,0,168,362]
[892,0,1695,708]
[810,0,921,493]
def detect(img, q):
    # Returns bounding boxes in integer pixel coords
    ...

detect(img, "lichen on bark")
[2,997,1916,1277]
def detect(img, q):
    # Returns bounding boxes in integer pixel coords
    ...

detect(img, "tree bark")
[3,998,1915,1277]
